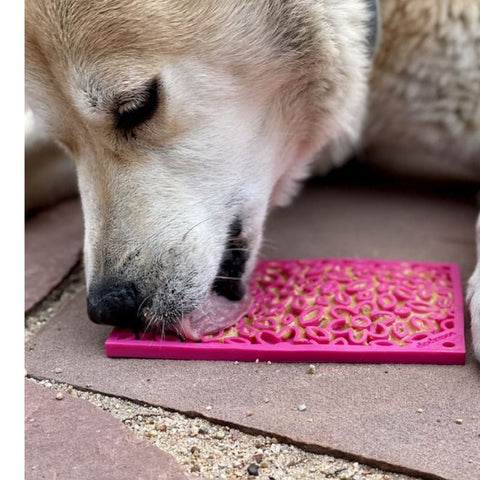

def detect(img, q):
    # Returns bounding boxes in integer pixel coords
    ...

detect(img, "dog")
[25,1,480,356]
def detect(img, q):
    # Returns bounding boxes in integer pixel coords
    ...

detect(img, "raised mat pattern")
[106,258,465,364]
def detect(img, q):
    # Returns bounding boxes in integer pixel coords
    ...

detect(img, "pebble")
[54,367,62,374]
[55,392,64,400]
[263,398,270,403]
[455,418,463,425]
[190,446,200,455]
[416,408,424,413]
[246,410,254,417]
[155,422,167,432]
[206,405,212,411]
[298,404,307,411]
[215,431,226,440]
[247,464,259,476]
[198,426,209,434]
[308,364,316,374]
[253,452,263,463]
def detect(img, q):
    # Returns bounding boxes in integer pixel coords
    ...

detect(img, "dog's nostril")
[87,281,142,327]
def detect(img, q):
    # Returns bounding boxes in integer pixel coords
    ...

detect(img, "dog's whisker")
[141,305,163,338]
[170,319,184,341]
[136,293,154,318]
[144,312,154,333]
[261,235,278,249]
[182,217,212,241]
[134,294,156,340]
[160,320,165,341]
[214,275,243,281]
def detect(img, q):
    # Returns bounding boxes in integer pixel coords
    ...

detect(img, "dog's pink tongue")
[180,294,252,340]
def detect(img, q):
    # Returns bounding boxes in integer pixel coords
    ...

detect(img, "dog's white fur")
[25,1,480,351]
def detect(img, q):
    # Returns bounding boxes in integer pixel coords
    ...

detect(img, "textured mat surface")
[106,258,465,364]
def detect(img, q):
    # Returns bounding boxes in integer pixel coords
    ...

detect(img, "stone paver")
[25,174,480,480]
[25,379,200,480]
[25,199,83,311]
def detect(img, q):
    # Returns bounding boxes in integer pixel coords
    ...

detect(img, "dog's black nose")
[87,281,142,327]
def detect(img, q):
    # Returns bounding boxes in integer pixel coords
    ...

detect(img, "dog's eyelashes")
[115,78,159,132]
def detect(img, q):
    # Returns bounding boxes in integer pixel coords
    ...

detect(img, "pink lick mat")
[105,258,466,364]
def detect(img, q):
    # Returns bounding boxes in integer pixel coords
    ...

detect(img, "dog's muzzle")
[86,219,250,334]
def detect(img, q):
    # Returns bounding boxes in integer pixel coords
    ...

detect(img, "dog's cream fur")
[25,1,480,351]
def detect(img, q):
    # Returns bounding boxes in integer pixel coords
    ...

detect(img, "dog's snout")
[87,281,142,327]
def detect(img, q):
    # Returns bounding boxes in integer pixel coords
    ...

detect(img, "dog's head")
[25,0,372,338]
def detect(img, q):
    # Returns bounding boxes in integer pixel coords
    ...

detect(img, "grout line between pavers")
[25,375,430,480]
[25,260,85,340]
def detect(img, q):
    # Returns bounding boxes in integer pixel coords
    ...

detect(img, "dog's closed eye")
[115,78,159,131]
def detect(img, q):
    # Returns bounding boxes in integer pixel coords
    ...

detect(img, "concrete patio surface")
[25,165,480,480]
